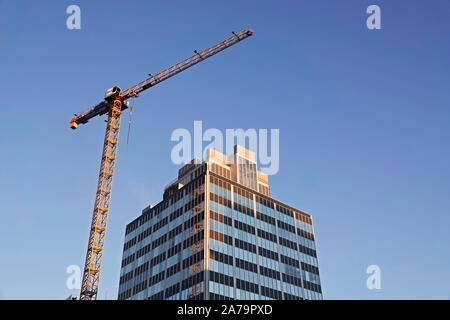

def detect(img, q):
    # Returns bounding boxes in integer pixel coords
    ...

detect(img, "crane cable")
[126,106,133,146]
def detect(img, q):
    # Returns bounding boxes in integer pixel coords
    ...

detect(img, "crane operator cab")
[104,86,129,111]
[104,86,121,102]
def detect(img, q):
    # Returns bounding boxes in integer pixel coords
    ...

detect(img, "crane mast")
[72,29,253,300]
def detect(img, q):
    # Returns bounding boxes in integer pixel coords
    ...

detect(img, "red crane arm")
[70,29,253,129]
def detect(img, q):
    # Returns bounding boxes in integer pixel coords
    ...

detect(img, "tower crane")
[70,29,254,300]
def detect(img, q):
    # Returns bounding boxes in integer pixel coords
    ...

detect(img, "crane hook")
[126,106,133,146]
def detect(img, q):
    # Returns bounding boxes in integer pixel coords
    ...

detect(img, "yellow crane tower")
[70,29,254,300]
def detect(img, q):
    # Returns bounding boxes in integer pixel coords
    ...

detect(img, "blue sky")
[0,0,449,299]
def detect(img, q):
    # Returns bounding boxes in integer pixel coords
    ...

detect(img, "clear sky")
[0,0,449,300]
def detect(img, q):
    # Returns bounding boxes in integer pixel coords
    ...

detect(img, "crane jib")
[119,29,253,101]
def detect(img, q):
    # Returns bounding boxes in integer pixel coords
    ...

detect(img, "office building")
[118,145,322,300]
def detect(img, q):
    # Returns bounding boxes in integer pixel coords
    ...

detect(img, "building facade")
[118,146,322,300]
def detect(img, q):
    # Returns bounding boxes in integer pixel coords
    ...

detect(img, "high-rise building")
[118,145,322,300]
